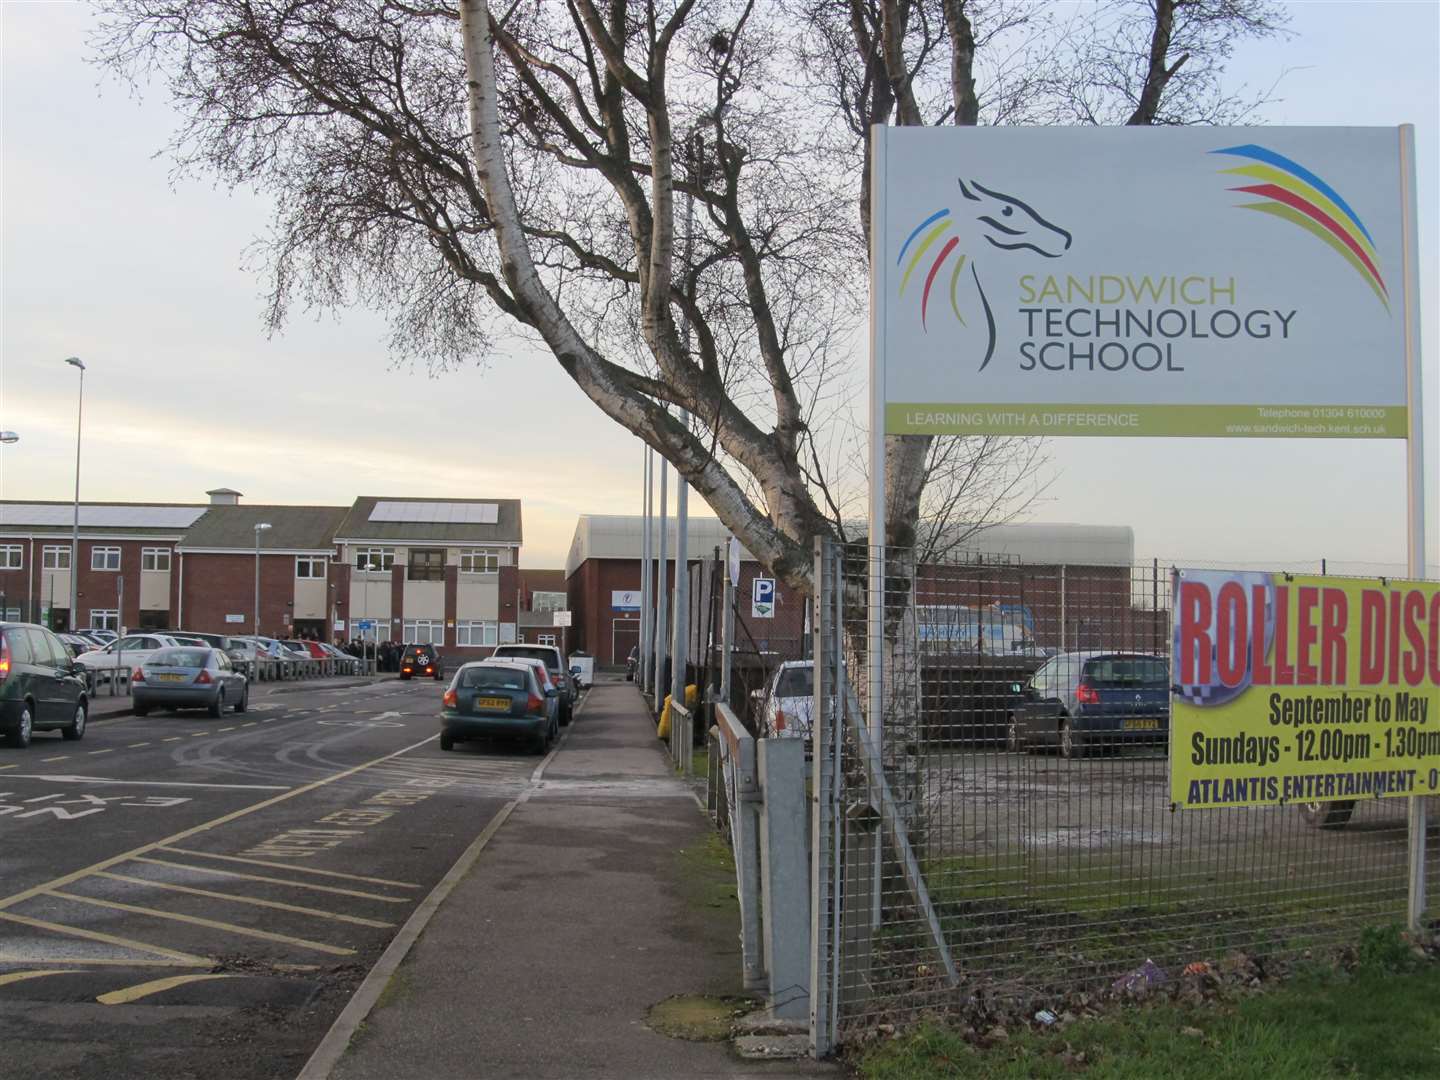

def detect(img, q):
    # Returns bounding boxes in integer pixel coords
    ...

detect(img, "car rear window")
[497,647,558,669]
[775,666,814,698]
[1083,656,1168,687]
[150,648,212,668]
[461,666,528,691]
[2,629,34,664]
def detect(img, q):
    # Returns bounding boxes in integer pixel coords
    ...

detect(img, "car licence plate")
[157,673,186,682]
[473,697,510,711]
[1123,718,1159,731]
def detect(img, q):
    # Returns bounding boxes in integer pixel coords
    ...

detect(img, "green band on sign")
[884,403,1408,438]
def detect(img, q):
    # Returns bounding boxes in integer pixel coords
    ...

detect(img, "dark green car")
[0,621,91,748]
[440,661,557,754]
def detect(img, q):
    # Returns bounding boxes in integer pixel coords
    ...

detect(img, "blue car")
[1009,651,1169,758]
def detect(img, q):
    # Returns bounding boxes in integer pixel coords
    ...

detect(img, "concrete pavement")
[324,679,834,1080]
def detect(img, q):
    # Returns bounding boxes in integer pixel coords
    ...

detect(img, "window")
[0,545,22,570]
[90,609,120,631]
[42,546,71,570]
[91,547,121,571]
[406,548,445,582]
[402,620,445,646]
[532,591,567,613]
[459,548,500,574]
[296,556,327,579]
[456,620,498,647]
[538,634,557,647]
[141,547,172,572]
[354,548,395,573]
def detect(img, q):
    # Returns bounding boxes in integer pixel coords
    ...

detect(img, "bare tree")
[94,0,1286,595]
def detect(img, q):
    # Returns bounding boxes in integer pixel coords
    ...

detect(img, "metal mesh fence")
[810,539,1435,1048]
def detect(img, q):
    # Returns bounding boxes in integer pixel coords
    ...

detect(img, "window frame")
[353,547,395,573]
[401,619,445,646]
[406,548,446,583]
[42,545,72,570]
[455,620,498,647]
[141,547,172,572]
[538,633,557,647]
[0,544,22,570]
[89,609,120,632]
[532,591,567,613]
[295,555,327,579]
[91,546,121,572]
[459,548,501,574]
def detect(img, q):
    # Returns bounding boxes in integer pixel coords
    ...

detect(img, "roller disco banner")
[1170,569,1440,810]
[872,126,1419,438]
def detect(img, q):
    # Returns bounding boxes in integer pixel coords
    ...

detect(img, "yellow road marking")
[132,858,409,903]
[189,732,207,737]
[240,722,257,728]
[217,727,235,732]
[160,847,420,888]
[128,742,151,748]
[0,764,14,770]
[0,731,437,912]
[162,737,182,742]
[96,872,396,929]
[0,955,207,968]
[41,756,68,763]
[97,972,232,1006]
[47,891,357,956]
[0,970,71,988]
[87,749,115,756]
[261,718,277,723]
[0,912,210,965]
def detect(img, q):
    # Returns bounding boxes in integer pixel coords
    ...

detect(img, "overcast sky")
[2,1,1436,575]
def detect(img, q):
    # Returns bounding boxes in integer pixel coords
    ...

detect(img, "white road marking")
[0,775,290,791]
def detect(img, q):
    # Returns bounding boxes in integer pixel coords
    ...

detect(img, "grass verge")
[854,950,1440,1079]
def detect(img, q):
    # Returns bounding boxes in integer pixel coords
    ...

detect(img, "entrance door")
[611,618,640,667]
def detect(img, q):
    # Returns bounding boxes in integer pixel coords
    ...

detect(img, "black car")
[0,621,91,748]
[400,644,446,681]
[626,646,638,682]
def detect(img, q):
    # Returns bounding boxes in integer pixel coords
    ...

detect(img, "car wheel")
[1006,715,1023,753]
[440,733,455,752]
[1299,800,1356,829]
[7,704,34,749]
[208,690,225,719]
[1060,719,1085,759]
[61,703,88,741]
[234,687,248,714]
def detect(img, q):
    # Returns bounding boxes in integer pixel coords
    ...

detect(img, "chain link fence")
[810,538,1436,1051]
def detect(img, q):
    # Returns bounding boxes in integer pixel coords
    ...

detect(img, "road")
[0,676,538,1080]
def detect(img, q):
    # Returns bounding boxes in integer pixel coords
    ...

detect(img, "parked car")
[75,633,188,682]
[399,644,445,681]
[626,646,638,682]
[753,660,815,740]
[491,644,574,723]
[132,647,249,717]
[568,651,594,690]
[440,660,557,754]
[56,632,99,656]
[317,641,360,674]
[0,621,91,747]
[279,640,321,675]
[1009,651,1169,758]
[77,628,118,647]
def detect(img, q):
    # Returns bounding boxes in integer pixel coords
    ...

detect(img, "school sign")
[871,126,1422,438]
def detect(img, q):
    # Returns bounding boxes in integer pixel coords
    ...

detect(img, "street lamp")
[0,431,18,444]
[253,523,272,642]
[65,357,85,631]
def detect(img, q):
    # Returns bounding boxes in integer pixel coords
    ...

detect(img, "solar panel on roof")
[0,504,206,529]
[368,501,499,525]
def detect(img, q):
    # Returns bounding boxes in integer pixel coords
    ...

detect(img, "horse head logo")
[897,178,1072,371]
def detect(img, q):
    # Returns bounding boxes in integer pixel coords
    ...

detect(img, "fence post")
[759,736,809,1021]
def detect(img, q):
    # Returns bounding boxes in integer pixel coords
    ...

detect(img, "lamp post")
[253,523,272,645]
[65,357,85,630]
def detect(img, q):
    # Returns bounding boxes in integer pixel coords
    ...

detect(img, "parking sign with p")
[752,577,775,619]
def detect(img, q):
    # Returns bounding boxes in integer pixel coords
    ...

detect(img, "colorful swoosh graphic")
[1212,144,1387,310]
[896,208,968,330]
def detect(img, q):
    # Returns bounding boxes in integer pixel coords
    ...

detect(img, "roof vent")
[207,488,243,506]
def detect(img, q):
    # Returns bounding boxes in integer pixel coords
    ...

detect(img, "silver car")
[132,647,249,717]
